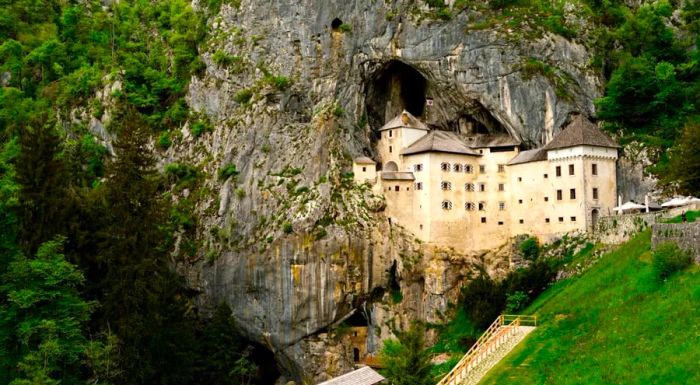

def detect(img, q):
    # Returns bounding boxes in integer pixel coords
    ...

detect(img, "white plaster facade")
[354,111,619,253]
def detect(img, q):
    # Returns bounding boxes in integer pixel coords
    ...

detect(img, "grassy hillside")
[480,230,700,385]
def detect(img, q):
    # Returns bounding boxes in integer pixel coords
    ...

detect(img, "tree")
[0,238,93,385]
[380,322,433,385]
[666,120,700,195]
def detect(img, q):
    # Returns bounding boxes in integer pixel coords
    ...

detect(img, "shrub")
[338,23,352,33]
[505,291,529,313]
[460,274,506,329]
[157,132,172,149]
[234,88,253,104]
[218,164,239,180]
[191,119,213,137]
[332,104,344,117]
[520,236,540,261]
[266,75,291,90]
[652,242,693,280]
[235,187,246,199]
[282,221,293,234]
[165,163,198,183]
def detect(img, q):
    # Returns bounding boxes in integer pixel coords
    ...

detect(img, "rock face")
[174,1,604,383]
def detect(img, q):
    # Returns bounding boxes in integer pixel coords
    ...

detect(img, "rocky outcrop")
[166,1,606,383]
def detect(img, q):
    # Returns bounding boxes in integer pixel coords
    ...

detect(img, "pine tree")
[380,322,433,385]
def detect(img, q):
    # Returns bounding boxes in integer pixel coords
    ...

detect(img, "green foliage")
[505,290,529,313]
[0,238,93,384]
[666,120,700,194]
[157,131,172,149]
[218,163,239,181]
[265,75,291,90]
[481,231,700,385]
[519,236,540,261]
[652,242,693,281]
[165,162,199,186]
[380,322,433,385]
[234,89,253,104]
[338,23,352,33]
[191,119,213,138]
[282,221,293,234]
[332,104,344,118]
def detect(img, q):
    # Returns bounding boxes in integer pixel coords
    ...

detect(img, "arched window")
[465,164,473,173]
[478,201,486,211]
[465,183,475,192]
[453,164,463,172]
[465,202,475,211]
[441,181,452,191]
[440,162,450,172]
[442,200,452,210]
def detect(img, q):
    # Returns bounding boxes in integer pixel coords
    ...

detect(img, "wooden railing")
[435,314,536,385]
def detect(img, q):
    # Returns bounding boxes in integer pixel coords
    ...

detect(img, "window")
[556,190,563,200]
[545,218,550,223]
[571,216,577,222]
[556,166,561,177]
[518,199,523,204]
[498,164,505,173]
[441,181,452,191]
[592,187,599,200]
[441,162,450,172]
[407,187,410,191]
[389,130,393,138]
[569,164,574,175]
[362,167,366,172]
[570,188,576,199]
[498,183,505,192]
[481,217,486,223]
[465,165,473,173]
[414,164,423,172]
[415,182,423,190]
[558,217,564,222]
[544,173,548,178]
[544,197,549,202]
[465,183,475,192]
[478,202,486,211]
[453,164,463,172]
[389,146,392,153]
[592,163,598,175]
[479,183,486,192]
[498,202,506,211]
[479,164,486,173]
[394,186,399,192]
[465,202,475,211]
[441,200,452,210]
[498,221,504,225]
[518,177,522,182]
[519,219,524,224]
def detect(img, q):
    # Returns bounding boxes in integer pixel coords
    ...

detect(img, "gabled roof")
[317,366,385,385]
[464,133,521,148]
[401,130,481,156]
[543,115,619,150]
[379,110,429,131]
[354,156,376,165]
[507,148,547,165]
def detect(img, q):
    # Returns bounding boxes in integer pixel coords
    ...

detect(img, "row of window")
[441,200,507,211]
[553,163,599,177]
[396,184,600,202]
[415,163,504,173]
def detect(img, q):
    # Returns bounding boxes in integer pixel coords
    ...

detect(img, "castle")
[353,111,619,252]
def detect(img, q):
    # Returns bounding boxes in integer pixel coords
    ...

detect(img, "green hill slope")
[480,230,700,385]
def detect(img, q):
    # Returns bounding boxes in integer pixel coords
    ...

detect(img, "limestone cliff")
[161,1,603,383]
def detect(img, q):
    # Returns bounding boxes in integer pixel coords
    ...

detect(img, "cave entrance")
[248,342,281,385]
[346,309,369,364]
[331,18,343,30]
[365,60,428,130]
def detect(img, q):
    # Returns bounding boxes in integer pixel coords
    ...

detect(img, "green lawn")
[480,230,700,385]
[664,209,700,223]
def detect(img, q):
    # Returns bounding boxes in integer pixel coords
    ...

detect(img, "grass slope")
[480,230,700,385]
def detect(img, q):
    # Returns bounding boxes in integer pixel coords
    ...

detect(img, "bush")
[282,221,293,234]
[652,242,693,280]
[234,88,253,104]
[338,23,352,33]
[191,119,213,137]
[218,164,239,180]
[520,236,540,261]
[505,291,529,313]
[157,132,172,149]
[461,274,506,329]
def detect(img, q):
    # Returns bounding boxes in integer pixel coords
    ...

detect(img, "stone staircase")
[436,315,537,385]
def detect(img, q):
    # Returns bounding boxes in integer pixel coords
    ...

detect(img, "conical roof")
[401,130,480,156]
[379,110,429,131]
[544,115,619,150]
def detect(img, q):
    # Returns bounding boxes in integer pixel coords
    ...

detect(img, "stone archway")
[384,161,398,172]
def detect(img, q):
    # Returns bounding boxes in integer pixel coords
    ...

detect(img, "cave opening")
[331,18,343,30]
[365,60,428,130]
[248,342,281,385]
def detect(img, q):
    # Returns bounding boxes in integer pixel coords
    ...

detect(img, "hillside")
[479,230,700,384]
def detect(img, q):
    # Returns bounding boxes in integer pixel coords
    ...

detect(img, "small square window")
[570,188,576,199]
[498,164,505,173]
[479,165,486,173]
[545,218,550,223]
[498,183,505,192]
[518,199,523,204]
[414,164,424,172]
[498,202,506,211]
[519,219,524,224]
[394,186,399,192]
[465,165,473,174]
[556,166,562,177]
[556,190,563,200]
[571,216,577,222]
[518,177,522,182]
[415,182,423,190]
[481,217,486,223]
[544,173,548,178]
[498,221,504,225]
[545,197,549,202]
[592,163,598,176]
[478,202,486,211]
[479,183,486,192]
[362,167,366,172]
[569,164,575,175]
[592,187,599,200]
[558,217,564,222]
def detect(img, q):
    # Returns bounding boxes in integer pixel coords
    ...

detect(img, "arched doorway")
[591,209,599,231]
